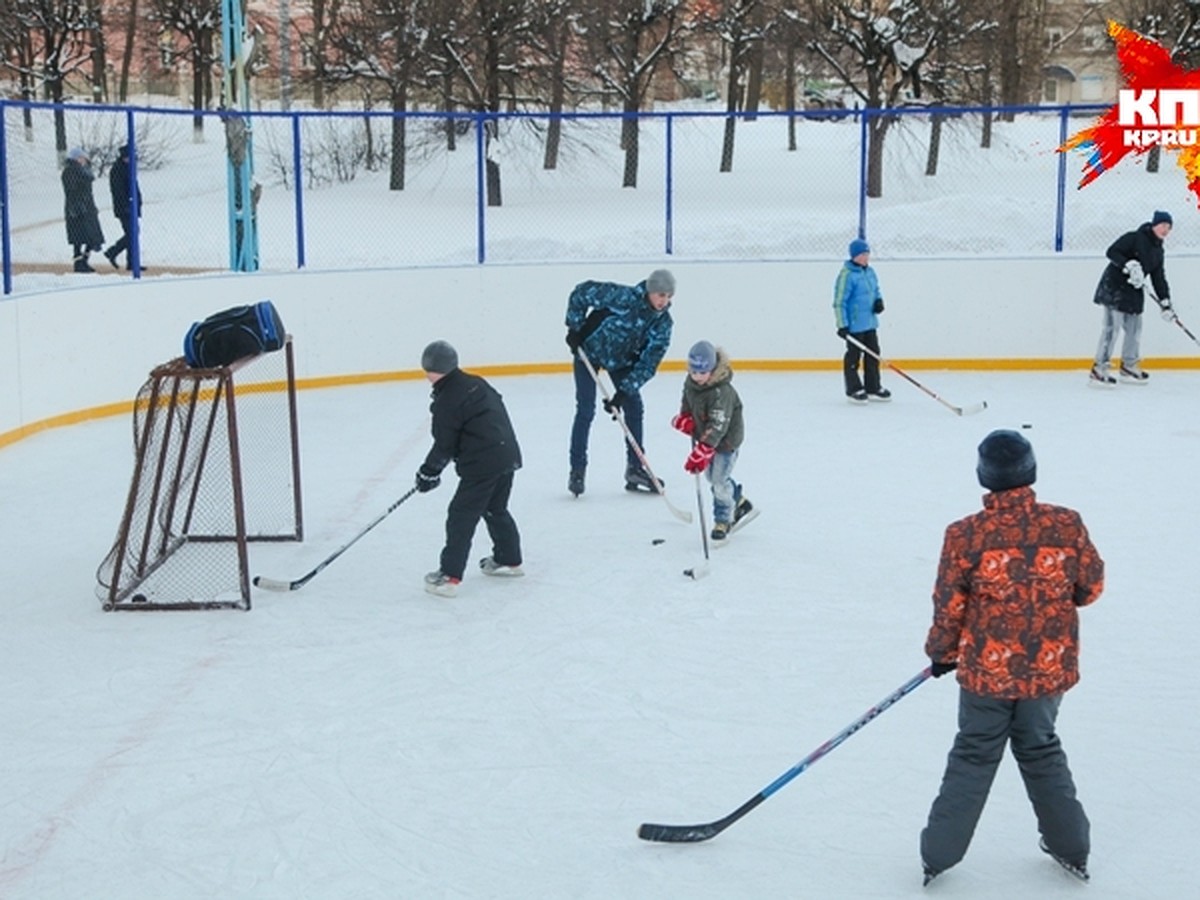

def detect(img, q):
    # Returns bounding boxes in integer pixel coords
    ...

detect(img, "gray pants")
[1094,306,1143,371]
[920,689,1089,873]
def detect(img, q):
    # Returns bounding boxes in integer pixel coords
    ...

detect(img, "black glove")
[873,298,884,314]
[930,660,958,678]
[565,329,583,353]
[415,464,442,493]
[836,326,850,339]
[602,390,627,417]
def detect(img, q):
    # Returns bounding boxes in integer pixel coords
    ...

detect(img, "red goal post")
[96,339,303,611]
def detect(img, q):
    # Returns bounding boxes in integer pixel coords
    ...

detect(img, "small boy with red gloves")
[671,340,755,541]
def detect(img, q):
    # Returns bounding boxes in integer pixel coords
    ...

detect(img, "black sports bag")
[184,300,285,368]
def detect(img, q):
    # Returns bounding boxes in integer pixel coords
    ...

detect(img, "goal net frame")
[96,339,303,611]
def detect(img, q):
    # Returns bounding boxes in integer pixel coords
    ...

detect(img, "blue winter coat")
[833,260,881,334]
[565,279,673,394]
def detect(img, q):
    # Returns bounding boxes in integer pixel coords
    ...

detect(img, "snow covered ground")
[2,365,1197,898]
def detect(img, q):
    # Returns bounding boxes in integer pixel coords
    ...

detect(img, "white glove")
[1160,300,1176,321]
[1123,260,1145,288]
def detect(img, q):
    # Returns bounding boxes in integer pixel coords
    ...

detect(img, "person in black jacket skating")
[1090,210,1175,385]
[415,341,524,598]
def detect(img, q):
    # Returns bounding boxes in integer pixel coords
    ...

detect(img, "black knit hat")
[976,429,1037,491]
[420,340,458,374]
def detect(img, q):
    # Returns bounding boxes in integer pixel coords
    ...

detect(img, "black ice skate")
[624,464,663,493]
[1039,837,1089,882]
[568,468,585,497]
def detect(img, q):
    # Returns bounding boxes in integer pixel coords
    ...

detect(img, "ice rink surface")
[2,367,1197,898]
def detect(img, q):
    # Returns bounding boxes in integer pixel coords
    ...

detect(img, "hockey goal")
[96,339,303,611]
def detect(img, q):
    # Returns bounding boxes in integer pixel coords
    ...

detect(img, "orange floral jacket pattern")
[925,487,1104,699]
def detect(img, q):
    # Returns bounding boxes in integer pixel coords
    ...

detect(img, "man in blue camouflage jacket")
[564,269,675,496]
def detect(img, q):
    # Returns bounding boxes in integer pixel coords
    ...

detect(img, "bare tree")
[525,0,582,170]
[6,1,98,153]
[324,0,434,191]
[584,0,686,188]
[150,0,221,141]
[695,0,771,173]
[806,0,936,198]
[439,0,530,206]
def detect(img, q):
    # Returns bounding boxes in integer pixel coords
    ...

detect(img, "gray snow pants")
[1094,305,1143,371]
[920,689,1090,874]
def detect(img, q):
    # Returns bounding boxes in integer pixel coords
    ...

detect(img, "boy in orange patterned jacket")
[920,430,1104,886]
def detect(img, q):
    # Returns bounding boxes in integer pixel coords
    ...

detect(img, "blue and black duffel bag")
[184,300,285,368]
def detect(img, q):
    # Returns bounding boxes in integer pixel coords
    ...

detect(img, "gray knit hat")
[421,340,458,374]
[646,269,676,296]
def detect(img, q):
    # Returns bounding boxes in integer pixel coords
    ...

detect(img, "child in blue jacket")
[833,239,890,403]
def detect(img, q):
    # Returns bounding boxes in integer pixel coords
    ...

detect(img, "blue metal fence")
[4,98,1188,296]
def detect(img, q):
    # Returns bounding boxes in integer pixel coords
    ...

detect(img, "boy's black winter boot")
[624,464,663,493]
[104,247,119,269]
[568,468,586,497]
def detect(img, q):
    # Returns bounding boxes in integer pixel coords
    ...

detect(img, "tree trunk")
[89,3,107,103]
[785,44,797,152]
[743,38,763,121]
[926,113,943,176]
[192,47,205,141]
[389,86,407,191]
[621,100,639,188]
[543,42,567,170]
[720,41,742,173]
[866,114,890,198]
[118,0,137,102]
[443,72,456,151]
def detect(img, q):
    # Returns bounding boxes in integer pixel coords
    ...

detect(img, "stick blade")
[252,575,294,592]
[956,400,988,416]
[683,562,710,580]
[637,821,721,843]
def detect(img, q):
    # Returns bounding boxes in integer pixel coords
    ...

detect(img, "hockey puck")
[1021,423,1033,429]
[131,593,148,603]
[652,538,665,546]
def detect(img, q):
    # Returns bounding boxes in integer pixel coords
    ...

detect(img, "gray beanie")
[421,340,458,374]
[646,269,676,296]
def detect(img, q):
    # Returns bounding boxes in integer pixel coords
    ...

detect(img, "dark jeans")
[921,689,1090,873]
[569,356,643,471]
[439,470,521,580]
[843,328,881,394]
[108,213,134,265]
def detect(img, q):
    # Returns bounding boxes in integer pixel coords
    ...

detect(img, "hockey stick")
[683,473,710,580]
[637,667,933,843]
[576,350,692,523]
[1145,281,1200,347]
[253,486,420,591]
[844,334,987,416]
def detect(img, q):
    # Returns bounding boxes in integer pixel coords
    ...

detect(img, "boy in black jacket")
[415,341,524,597]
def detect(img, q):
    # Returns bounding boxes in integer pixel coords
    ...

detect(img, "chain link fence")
[2,99,1194,295]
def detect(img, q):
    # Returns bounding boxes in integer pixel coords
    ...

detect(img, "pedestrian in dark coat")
[105,144,143,271]
[564,268,675,497]
[415,341,524,598]
[920,430,1104,887]
[1090,210,1175,384]
[61,148,104,272]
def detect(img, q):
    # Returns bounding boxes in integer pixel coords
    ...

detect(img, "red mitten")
[671,412,695,435]
[684,442,716,473]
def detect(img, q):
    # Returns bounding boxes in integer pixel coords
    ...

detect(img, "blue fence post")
[125,108,141,278]
[1,100,11,296]
[1055,107,1069,253]
[665,113,674,255]
[292,112,306,268]
[857,110,869,240]
[475,113,486,264]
